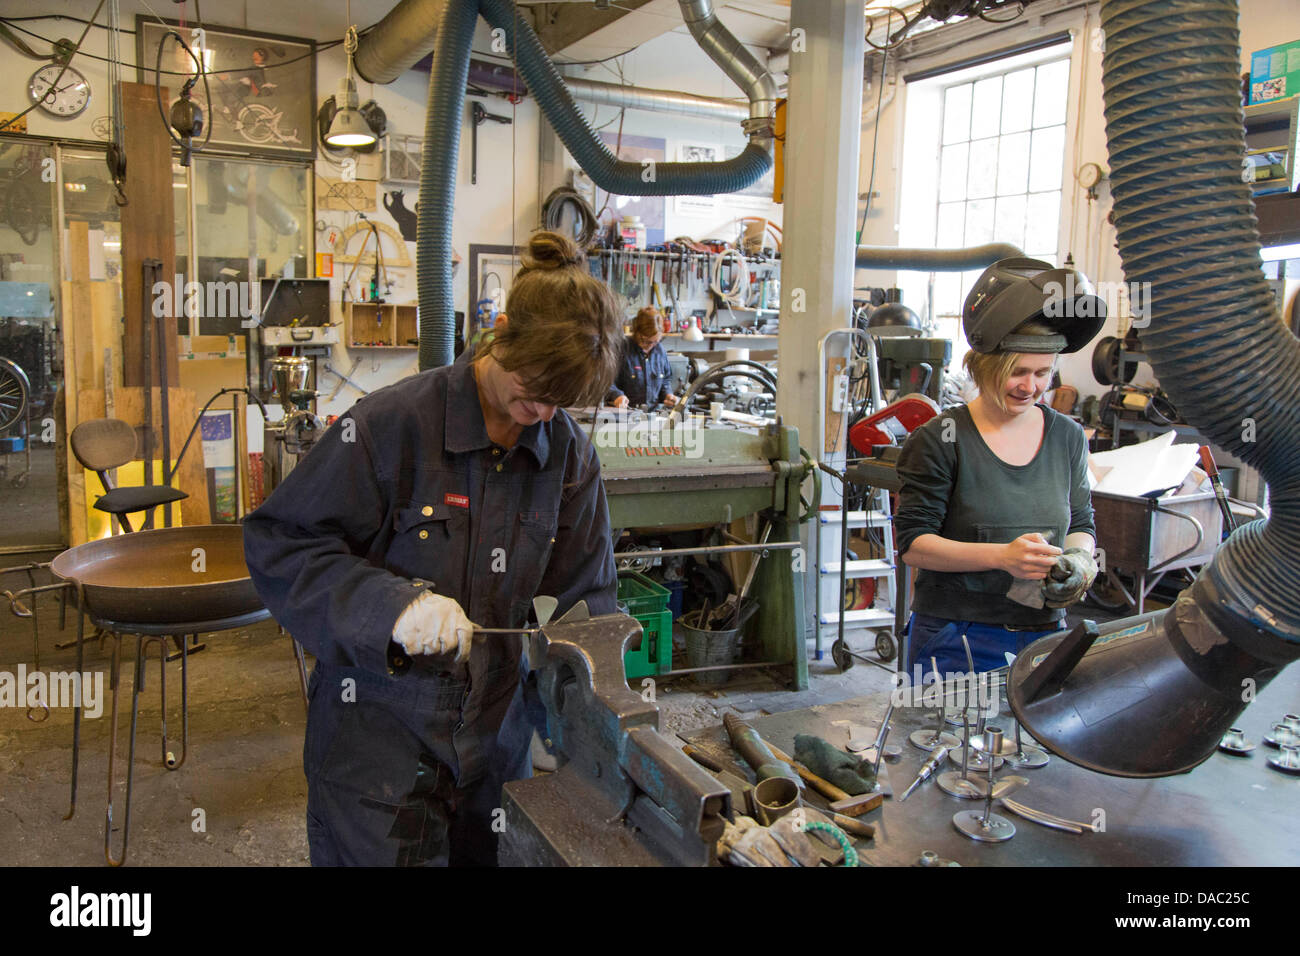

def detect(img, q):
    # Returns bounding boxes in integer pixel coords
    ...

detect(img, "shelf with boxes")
[346,301,419,349]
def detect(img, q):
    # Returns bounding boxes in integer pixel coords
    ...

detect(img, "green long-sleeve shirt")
[894,403,1095,628]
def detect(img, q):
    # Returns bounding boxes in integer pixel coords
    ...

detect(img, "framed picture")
[136,17,316,161]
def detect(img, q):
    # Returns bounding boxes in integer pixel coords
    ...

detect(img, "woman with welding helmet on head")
[244,231,622,866]
[894,258,1106,677]
[608,307,679,409]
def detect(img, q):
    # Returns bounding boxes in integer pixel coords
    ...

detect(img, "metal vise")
[499,611,732,866]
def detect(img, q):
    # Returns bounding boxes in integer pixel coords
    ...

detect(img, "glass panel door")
[0,139,59,549]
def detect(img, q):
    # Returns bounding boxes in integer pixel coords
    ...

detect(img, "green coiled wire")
[803,820,857,867]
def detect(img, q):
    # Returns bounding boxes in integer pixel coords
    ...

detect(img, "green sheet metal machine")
[499,416,815,865]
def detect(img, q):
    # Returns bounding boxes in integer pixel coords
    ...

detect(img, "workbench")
[680,664,1300,867]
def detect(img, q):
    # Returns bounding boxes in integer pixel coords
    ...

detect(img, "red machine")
[848,393,941,454]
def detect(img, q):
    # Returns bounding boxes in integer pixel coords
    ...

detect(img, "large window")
[897,43,1073,363]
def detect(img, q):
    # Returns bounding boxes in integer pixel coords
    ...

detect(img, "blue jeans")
[903,613,1061,677]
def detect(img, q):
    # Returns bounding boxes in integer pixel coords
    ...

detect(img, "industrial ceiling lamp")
[325,23,376,148]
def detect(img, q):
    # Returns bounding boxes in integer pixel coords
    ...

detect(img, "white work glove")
[717,816,795,867]
[392,592,475,662]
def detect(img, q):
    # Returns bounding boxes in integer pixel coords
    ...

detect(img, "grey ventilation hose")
[855,243,1024,271]
[416,0,477,371]
[479,0,770,197]
[1100,0,1300,642]
[418,0,775,369]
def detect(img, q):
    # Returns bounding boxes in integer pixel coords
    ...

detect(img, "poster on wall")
[596,132,666,246]
[674,144,717,216]
[136,18,316,161]
[200,410,237,522]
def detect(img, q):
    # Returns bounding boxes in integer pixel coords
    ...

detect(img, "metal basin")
[51,525,264,626]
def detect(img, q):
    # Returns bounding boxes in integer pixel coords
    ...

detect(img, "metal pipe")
[855,242,1024,272]
[659,660,781,677]
[678,0,778,136]
[564,76,747,122]
[354,0,447,85]
[613,541,798,561]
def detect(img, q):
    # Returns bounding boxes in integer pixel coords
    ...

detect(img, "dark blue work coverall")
[607,336,674,407]
[243,361,617,866]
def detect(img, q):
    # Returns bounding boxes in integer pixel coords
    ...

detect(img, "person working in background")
[894,258,1106,675]
[244,231,621,867]
[608,307,679,409]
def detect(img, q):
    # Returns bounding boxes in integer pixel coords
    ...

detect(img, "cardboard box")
[1249,39,1300,105]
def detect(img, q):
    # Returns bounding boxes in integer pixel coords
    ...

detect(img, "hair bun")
[522,230,585,271]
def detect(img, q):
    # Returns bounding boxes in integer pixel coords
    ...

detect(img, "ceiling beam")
[533,0,661,55]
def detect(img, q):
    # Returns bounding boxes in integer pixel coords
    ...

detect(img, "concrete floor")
[0,555,905,867]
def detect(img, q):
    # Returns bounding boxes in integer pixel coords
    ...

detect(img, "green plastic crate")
[618,572,672,678]
[617,571,669,616]
[623,609,672,680]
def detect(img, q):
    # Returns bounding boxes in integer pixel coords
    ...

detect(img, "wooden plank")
[68,221,90,282]
[74,387,209,544]
[120,81,178,391]
[824,355,846,455]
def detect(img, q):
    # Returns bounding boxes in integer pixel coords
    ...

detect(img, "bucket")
[680,600,757,687]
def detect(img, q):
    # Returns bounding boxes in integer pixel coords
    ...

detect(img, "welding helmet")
[963,257,1106,354]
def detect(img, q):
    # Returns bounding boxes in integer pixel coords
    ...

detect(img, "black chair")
[69,418,188,533]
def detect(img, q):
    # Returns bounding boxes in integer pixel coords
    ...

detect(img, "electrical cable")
[0,17,342,75]
[710,248,751,310]
[857,41,889,244]
[541,185,599,248]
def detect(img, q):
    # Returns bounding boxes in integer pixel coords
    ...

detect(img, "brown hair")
[963,320,1058,413]
[479,231,621,407]
[632,308,662,340]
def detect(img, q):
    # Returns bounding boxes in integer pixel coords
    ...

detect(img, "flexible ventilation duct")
[1009,0,1300,778]
[415,0,776,369]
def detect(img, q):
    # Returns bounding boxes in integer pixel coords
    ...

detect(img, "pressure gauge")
[1078,162,1106,190]
[28,63,91,119]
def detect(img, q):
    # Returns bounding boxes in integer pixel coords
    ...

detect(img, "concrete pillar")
[779,0,866,640]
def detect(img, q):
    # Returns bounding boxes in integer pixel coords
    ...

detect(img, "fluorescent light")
[1260,243,1300,262]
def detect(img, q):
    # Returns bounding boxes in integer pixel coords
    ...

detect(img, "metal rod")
[658,660,781,677]
[614,541,799,560]
[870,698,895,779]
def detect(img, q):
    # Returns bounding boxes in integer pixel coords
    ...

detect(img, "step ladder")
[814,329,901,668]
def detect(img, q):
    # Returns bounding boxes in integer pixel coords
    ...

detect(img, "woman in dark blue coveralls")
[243,231,622,866]
[607,307,679,409]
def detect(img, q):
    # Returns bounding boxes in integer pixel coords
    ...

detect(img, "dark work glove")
[794,734,877,795]
[1042,548,1099,608]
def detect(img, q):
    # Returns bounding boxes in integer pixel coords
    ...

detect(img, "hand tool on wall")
[325,359,369,401]
[469,101,512,185]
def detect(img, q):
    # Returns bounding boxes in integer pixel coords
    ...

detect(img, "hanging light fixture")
[325,23,377,148]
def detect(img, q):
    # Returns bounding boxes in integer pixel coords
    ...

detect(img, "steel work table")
[680,665,1300,867]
